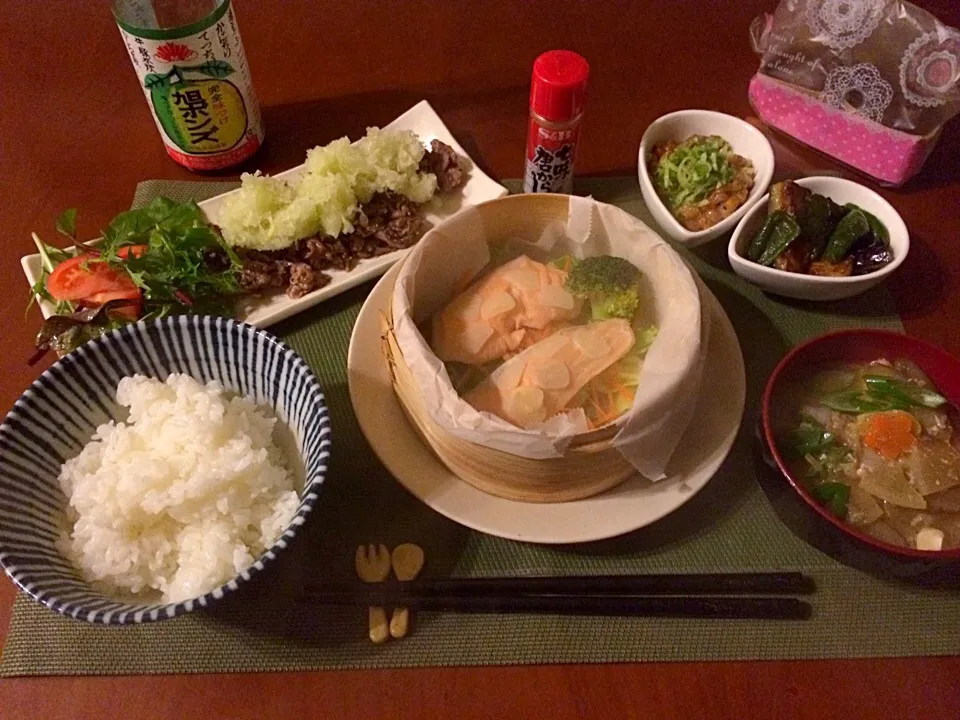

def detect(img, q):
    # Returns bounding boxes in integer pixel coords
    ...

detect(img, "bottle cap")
[529,50,590,122]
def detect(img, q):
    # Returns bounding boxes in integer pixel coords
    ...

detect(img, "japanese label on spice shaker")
[115,0,264,171]
[523,50,590,194]
[524,125,581,194]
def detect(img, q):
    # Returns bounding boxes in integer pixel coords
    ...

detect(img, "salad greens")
[863,375,946,408]
[28,198,243,360]
[28,209,82,316]
[29,235,74,315]
[31,302,132,362]
[55,208,77,238]
[98,197,243,317]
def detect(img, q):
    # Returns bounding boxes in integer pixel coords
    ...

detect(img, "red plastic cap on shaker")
[529,50,590,123]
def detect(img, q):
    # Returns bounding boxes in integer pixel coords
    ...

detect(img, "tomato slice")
[117,244,148,260]
[47,255,138,302]
[86,288,143,322]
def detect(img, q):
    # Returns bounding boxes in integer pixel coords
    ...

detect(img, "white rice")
[58,373,300,604]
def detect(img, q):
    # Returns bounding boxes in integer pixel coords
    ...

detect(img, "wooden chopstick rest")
[354,544,391,644]
[389,544,425,639]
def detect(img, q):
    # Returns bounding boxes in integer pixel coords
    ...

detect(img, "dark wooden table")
[2,1,959,718]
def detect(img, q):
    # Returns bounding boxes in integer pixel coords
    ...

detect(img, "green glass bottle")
[112,0,265,171]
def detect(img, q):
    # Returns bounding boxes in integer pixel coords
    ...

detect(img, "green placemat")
[3,178,957,677]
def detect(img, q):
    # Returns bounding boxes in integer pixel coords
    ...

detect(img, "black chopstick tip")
[795,575,817,595]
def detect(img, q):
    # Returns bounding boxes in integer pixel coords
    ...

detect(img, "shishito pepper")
[800,194,833,261]
[823,208,870,262]
[755,212,801,267]
[751,180,892,273]
[747,212,779,261]
[845,203,890,248]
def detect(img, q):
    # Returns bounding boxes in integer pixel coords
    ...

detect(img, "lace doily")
[806,0,884,52]
[899,31,960,108]
[819,63,894,123]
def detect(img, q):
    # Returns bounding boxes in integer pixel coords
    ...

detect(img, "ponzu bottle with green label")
[112,0,265,171]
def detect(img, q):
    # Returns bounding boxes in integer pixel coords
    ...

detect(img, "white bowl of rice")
[0,316,331,624]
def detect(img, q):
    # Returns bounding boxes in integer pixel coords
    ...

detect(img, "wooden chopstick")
[303,590,811,620]
[304,572,815,598]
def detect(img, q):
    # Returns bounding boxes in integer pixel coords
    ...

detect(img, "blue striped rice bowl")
[0,315,331,624]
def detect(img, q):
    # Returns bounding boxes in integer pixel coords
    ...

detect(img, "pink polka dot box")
[748,73,940,188]
[748,1,960,188]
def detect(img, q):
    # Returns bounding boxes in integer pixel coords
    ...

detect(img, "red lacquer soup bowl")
[760,329,960,571]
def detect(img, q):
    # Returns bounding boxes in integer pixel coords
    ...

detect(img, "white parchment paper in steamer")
[391,196,704,479]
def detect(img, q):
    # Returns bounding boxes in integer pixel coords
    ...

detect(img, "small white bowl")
[638,110,775,247]
[727,176,909,302]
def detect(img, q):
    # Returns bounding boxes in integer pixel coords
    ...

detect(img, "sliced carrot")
[862,410,918,460]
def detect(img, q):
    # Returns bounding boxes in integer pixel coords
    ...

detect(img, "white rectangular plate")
[21,100,508,328]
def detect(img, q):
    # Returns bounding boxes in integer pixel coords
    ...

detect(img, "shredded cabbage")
[218,128,437,250]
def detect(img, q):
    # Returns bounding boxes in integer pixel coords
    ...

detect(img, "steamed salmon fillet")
[431,255,583,365]
[465,319,636,429]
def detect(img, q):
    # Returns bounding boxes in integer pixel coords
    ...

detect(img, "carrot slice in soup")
[862,410,918,460]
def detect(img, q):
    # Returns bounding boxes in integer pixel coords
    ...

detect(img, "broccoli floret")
[564,255,643,321]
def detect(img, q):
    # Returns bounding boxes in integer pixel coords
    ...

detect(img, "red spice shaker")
[523,50,590,194]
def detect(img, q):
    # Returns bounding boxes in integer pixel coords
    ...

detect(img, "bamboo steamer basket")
[380,193,640,503]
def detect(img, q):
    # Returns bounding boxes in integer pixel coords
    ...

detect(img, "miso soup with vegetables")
[781,358,960,551]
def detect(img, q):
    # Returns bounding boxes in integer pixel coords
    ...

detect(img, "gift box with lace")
[749,0,960,185]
